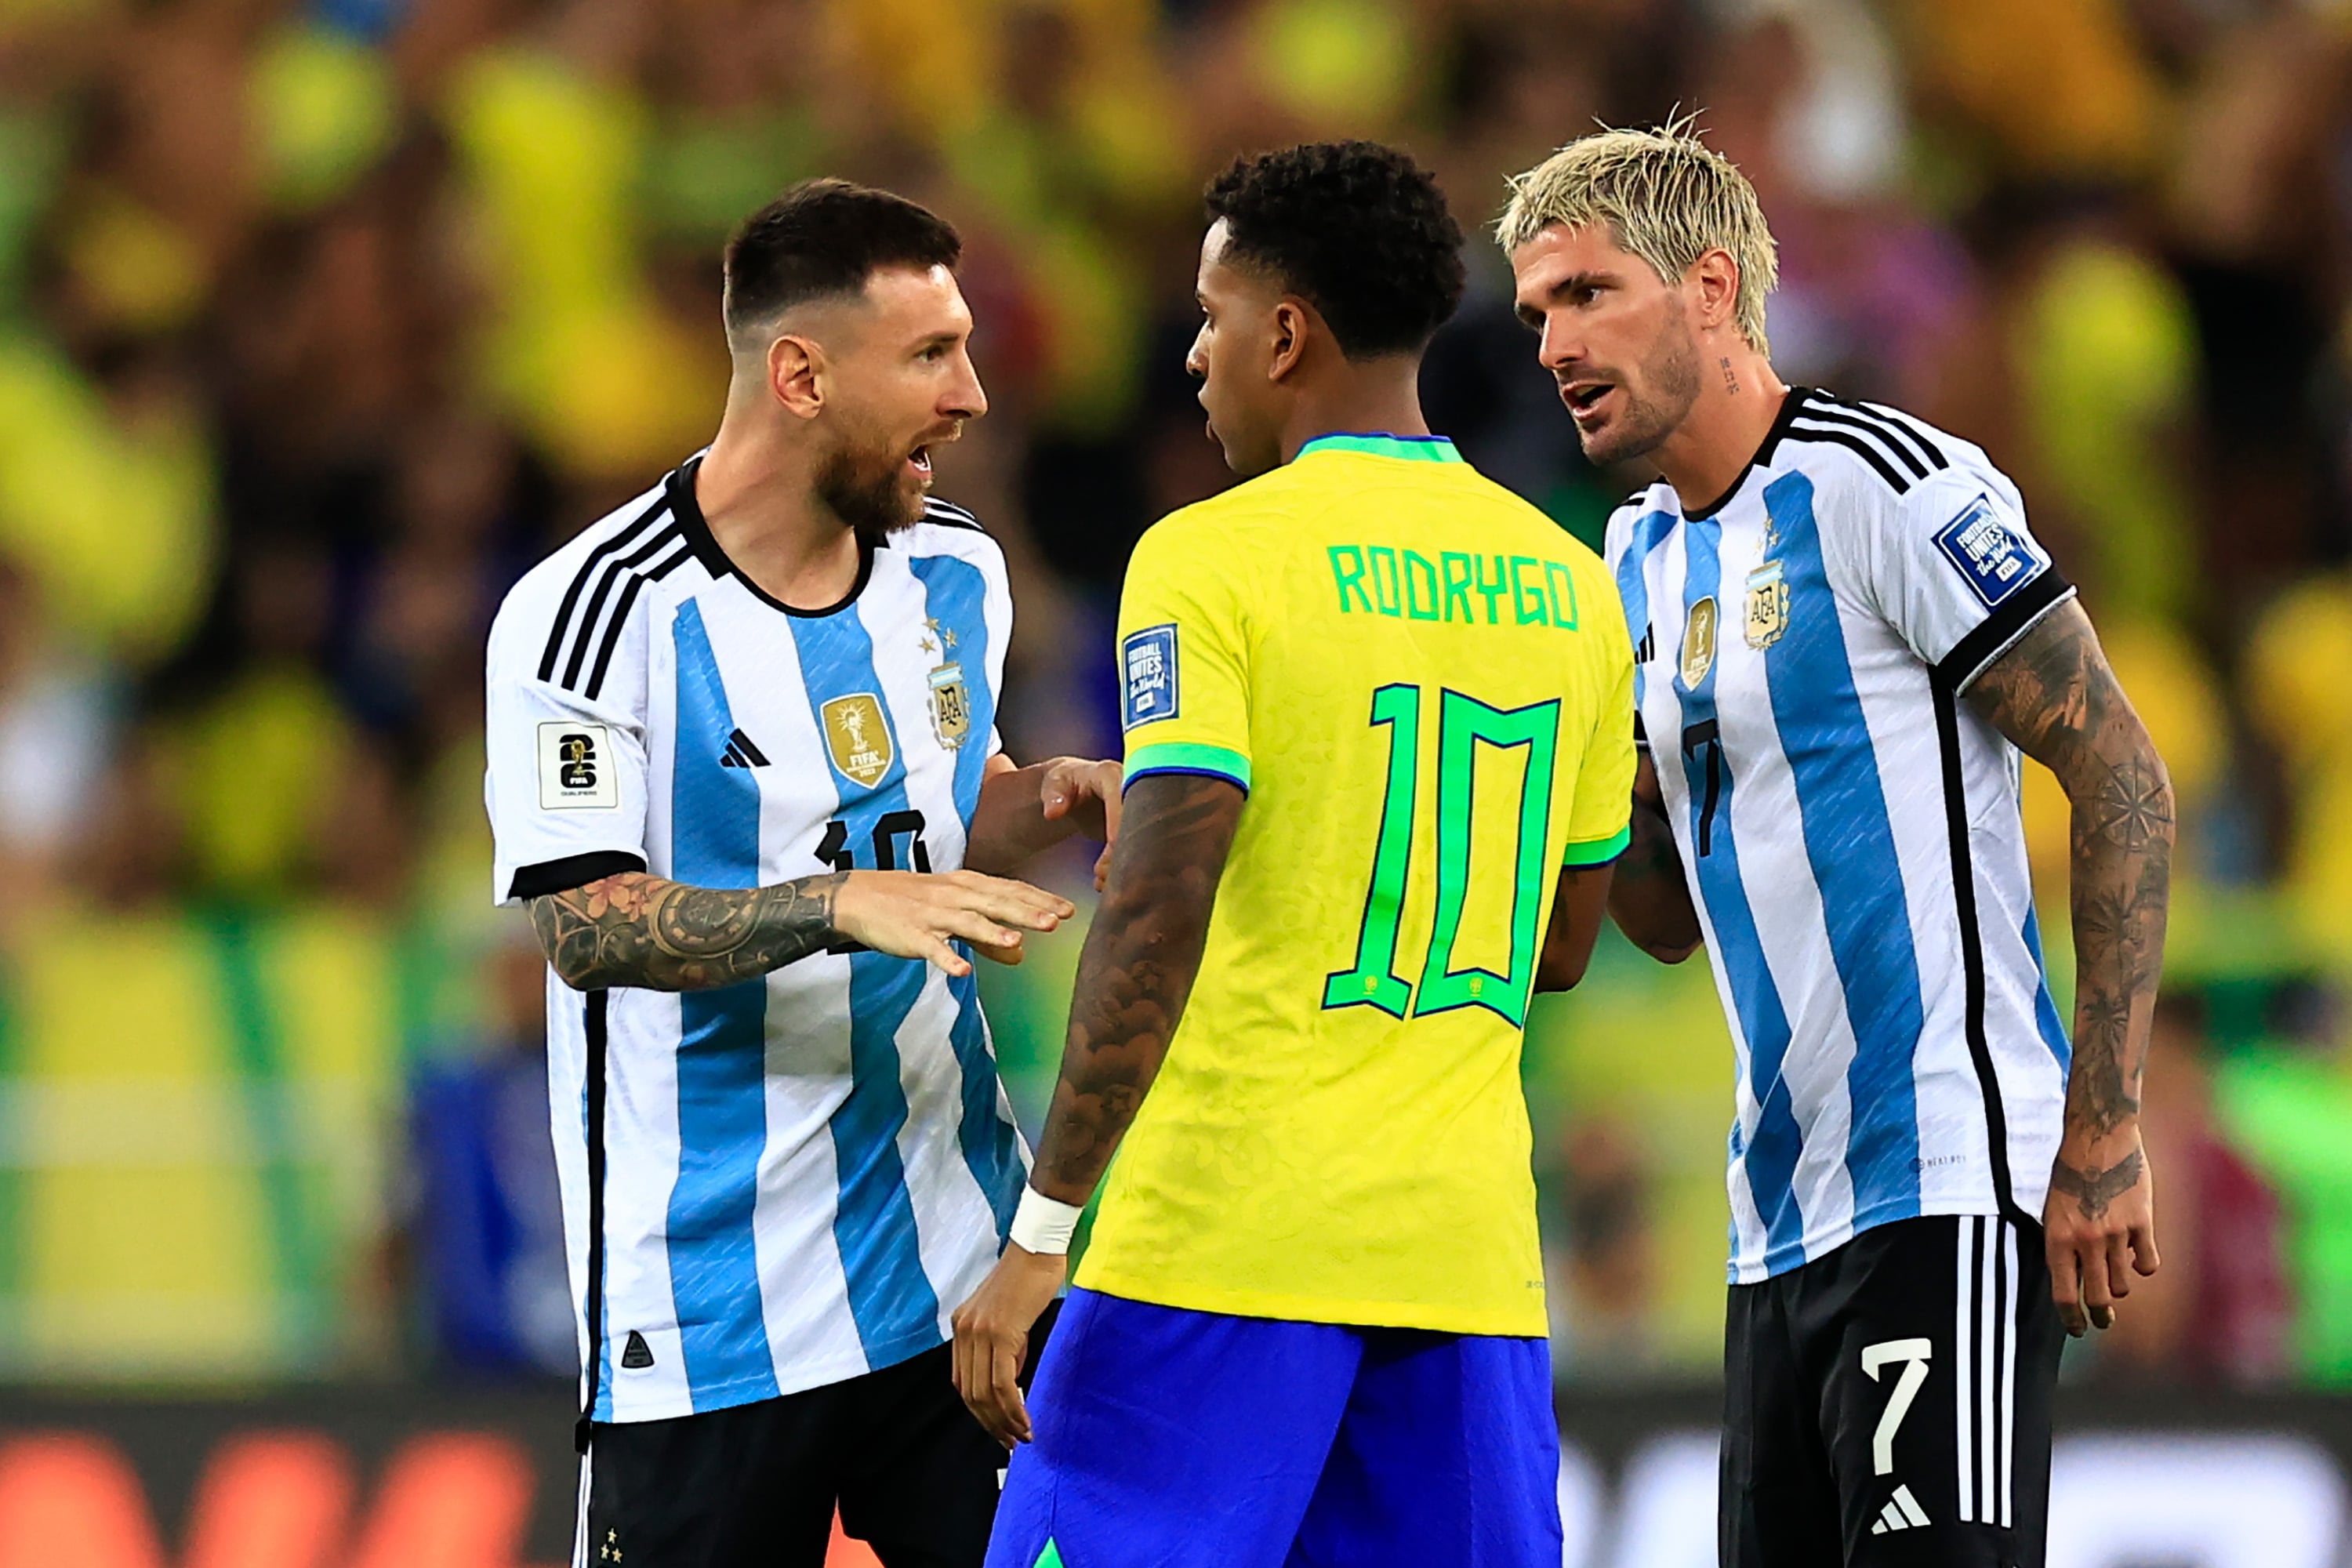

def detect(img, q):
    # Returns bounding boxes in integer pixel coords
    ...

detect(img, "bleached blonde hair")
[1496,118,1778,355]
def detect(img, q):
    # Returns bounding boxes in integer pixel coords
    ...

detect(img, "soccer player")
[483,180,1121,1568]
[1500,125,2171,1566]
[950,141,1636,1568]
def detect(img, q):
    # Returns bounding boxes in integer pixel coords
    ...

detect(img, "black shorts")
[1721,1214,2063,1568]
[583,1334,1018,1568]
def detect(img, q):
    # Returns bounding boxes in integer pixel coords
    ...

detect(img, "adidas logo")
[1869,1484,1930,1535]
[718,728,771,769]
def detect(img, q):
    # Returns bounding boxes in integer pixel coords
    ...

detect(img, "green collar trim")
[1298,432,1463,463]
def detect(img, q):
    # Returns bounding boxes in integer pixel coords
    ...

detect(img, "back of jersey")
[1073,433,1635,1337]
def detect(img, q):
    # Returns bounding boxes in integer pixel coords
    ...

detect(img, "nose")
[946,347,987,422]
[1537,312,1579,375]
[1184,324,1209,381]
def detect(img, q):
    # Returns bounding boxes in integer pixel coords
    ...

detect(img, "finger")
[2078,1238,2118,1321]
[1098,768,1123,840]
[994,1339,1033,1445]
[2104,1230,2135,1302]
[2089,1301,2116,1331]
[1093,844,1112,892]
[2048,1238,2087,1338]
[2131,1221,2161,1278]
[916,933,974,978]
[956,879,1075,927]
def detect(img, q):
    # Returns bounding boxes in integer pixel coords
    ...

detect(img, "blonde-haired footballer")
[1501,121,2170,1567]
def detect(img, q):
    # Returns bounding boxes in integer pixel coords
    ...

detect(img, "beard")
[1576,312,1703,469]
[815,423,924,547]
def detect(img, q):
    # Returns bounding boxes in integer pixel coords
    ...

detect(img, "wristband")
[1008,1185,1084,1256]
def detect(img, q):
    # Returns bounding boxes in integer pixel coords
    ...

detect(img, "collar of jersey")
[1297,432,1464,463]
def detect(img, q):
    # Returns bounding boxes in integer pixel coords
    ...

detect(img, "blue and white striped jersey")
[1604,390,2074,1285]
[483,457,1027,1422]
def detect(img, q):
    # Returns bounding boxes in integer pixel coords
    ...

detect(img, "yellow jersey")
[1074,432,1636,1336]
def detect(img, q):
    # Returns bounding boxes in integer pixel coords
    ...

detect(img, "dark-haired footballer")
[482,179,1121,1568]
[950,142,1637,1568]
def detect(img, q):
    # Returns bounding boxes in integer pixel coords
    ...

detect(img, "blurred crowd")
[2,0,2352,1389]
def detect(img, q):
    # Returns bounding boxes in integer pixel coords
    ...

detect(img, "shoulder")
[896,495,1009,583]
[489,476,687,692]
[1774,389,1983,506]
[1602,481,1674,561]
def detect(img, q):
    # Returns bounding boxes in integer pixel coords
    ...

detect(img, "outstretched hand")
[832,870,1074,977]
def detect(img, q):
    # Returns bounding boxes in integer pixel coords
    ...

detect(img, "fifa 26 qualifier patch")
[1121,623,1179,729]
[1933,493,2049,608]
[539,720,619,809]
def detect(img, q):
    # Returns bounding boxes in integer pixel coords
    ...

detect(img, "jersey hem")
[590,1329,944,1423]
[1073,1266,1548,1338]
[1561,825,1632,867]
[1726,1194,2031,1285]
[1125,741,1251,793]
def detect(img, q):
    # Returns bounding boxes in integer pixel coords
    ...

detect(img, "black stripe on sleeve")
[1823,394,1948,472]
[508,850,648,902]
[1791,404,1930,479]
[1785,425,1914,494]
[537,497,672,682]
[1931,681,2023,1223]
[1932,570,2074,692]
[575,988,610,1455]
[923,497,987,532]
[582,541,694,702]
[560,523,684,691]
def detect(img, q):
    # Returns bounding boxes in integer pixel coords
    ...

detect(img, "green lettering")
[1510,555,1548,625]
[1329,546,1370,613]
[1472,554,1509,625]
[1544,560,1580,630]
[1368,546,1403,617]
[1440,552,1474,622]
[1403,551,1441,621]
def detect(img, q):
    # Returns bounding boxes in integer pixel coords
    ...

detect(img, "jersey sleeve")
[1115,514,1254,794]
[484,583,652,906]
[1560,569,1638,866]
[1863,466,2077,691]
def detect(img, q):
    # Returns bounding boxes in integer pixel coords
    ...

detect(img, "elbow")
[1642,937,1701,965]
[1535,953,1590,993]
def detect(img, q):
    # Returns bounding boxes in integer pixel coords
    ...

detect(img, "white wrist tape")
[1008,1186,1084,1255]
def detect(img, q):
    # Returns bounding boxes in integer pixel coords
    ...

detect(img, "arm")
[951,771,1247,1443]
[1609,752,1701,963]
[964,753,1123,887]
[527,868,1075,991]
[1535,862,1617,992]
[1962,599,2170,1335]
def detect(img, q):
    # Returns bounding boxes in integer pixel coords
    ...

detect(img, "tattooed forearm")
[1965,601,2172,1150]
[527,872,847,991]
[1029,772,1246,1203]
[2048,1147,2145,1221]
[1607,753,1701,960]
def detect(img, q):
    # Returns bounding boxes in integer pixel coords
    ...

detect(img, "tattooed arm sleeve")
[526,872,848,992]
[1027,772,1247,1205]
[1963,599,2172,1187]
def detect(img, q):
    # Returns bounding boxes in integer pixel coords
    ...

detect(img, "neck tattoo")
[1720,356,1738,395]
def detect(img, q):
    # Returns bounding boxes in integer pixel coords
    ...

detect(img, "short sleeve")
[1116,517,1253,794]
[1868,468,2076,691]
[485,593,652,906]
[1560,584,1638,867]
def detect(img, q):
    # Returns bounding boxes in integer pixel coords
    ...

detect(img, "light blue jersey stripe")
[666,600,782,1409]
[1615,506,1677,710]
[787,604,943,1369]
[909,552,1024,1236]
[1669,515,1809,1273]
[2021,906,2071,1069]
[1759,473,1927,1231]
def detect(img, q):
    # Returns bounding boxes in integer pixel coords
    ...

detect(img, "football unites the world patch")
[1933,493,2048,608]
[1122,623,1178,728]
[537,721,619,809]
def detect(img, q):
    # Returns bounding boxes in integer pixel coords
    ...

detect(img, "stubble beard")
[816,426,924,547]
[1577,313,1703,470]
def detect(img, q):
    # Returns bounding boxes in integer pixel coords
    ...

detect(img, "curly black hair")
[1204,141,1465,360]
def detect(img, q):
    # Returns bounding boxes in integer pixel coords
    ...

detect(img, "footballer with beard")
[482,179,1120,1568]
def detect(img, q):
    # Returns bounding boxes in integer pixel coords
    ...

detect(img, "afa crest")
[821,693,894,787]
[1744,561,1789,650]
[927,662,971,750]
[1679,596,1719,689]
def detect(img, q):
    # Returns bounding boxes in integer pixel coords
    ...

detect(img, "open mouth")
[1563,381,1615,420]
[907,445,934,482]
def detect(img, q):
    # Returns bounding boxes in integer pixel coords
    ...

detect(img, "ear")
[768,335,825,418]
[1268,298,1312,383]
[1687,249,1743,337]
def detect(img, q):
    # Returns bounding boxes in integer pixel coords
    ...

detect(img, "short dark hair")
[723,179,962,339]
[1204,142,1465,359]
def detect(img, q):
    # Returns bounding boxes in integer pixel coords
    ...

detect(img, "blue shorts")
[985,1287,1562,1568]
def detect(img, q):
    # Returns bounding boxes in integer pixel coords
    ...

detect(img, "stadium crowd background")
[0,0,2348,1398]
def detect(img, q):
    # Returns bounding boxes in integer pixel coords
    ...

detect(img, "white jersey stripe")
[1955,1214,1975,1523]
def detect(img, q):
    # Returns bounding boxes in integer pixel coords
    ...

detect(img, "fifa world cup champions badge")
[821,694,894,787]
